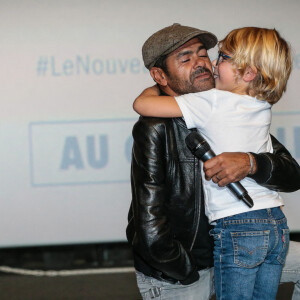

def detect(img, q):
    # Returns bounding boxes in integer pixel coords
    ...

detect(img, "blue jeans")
[280,240,300,300]
[135,240,300,300]
[210,207,289,300]
[135,268,214,300]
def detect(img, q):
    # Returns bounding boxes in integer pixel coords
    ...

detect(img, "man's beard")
[167,67,215,95]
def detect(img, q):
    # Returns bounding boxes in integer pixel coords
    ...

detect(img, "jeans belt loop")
[149,287,161,298]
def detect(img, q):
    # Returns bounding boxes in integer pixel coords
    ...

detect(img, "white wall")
[0,0,299,247]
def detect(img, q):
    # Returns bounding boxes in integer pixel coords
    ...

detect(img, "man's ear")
[150,67,168,86]
[243,66,257,82]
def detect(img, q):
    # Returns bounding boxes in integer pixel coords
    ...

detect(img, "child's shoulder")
[193,88,236,98]
[188,88,219,98]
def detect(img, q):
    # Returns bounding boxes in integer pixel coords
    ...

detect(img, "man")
[126,23,300,300]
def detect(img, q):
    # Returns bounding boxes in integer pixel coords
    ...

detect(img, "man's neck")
[158,85,178,97]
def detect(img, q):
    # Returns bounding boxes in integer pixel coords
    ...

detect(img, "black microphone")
[185,131,254,208]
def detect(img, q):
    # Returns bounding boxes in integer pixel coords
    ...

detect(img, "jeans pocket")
[231,230,270,268]
[277,228,290,264]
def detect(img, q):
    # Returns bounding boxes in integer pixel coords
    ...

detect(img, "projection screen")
[0,0,299,247]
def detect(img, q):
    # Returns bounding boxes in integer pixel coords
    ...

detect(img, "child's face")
[212,52,244,94]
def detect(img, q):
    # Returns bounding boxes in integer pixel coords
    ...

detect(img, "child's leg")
[211,226,259,300]
[210,207,289,300]
[280,241,300,300]
[252,263,283,300]
[252,209,290,300]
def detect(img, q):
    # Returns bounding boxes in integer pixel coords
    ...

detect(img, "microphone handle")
[194,148,254,208]
[194,148,215,160]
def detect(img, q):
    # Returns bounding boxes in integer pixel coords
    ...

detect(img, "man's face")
[164,38,215,95]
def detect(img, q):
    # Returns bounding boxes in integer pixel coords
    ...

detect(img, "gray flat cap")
[142,23,218,70]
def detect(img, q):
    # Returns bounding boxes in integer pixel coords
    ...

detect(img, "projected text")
[29,119,135,186]
[36,56,148,76]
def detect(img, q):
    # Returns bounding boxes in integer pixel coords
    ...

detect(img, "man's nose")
[193,56,206,69]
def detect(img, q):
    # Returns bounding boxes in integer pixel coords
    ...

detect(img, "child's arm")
[133,85,183,118]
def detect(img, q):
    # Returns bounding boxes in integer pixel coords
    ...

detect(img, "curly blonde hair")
[219,27,292,104]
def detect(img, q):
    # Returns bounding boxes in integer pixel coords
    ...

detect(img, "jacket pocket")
[231,230,270,268]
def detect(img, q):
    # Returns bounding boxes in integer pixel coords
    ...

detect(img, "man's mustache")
[191,67,213,82]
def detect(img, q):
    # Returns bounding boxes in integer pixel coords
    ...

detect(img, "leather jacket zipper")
[189,155,201,251]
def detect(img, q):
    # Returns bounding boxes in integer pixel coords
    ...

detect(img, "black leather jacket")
[126,116,300,285]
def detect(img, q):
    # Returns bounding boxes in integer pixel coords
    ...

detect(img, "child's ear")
[150,67,168,86]
[243,66,257,82]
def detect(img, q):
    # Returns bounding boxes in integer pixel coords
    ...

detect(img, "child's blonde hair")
[219,27,292,104]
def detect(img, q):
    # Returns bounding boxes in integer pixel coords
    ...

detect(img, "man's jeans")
[280,240,300,300]
[210,207,289,300]
[136,268,214,300]
[135,236,300,300]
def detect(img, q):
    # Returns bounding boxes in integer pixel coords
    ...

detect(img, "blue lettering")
[76,55,90,74]
[294,54,300,70]
[125,135,133,162]
[60,136,84,169]
[106,60,117,74]
[130,58,140,74]
[92,59,103,74]
[276,127,286,145]
[42,55,149,76]
[51,56,61,76]
[294,127,300,158]
[63,59,74,76]
[86,135,108,168]
[118,59,128,73]
[143,65,148,73]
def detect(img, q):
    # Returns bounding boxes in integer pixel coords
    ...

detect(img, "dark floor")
[0,272,294,300]
[0,235,298,300]
[0,272,141,300]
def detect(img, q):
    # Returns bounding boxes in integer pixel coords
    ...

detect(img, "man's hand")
[203,152,257,187]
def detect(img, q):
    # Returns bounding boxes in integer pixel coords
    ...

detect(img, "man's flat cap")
[142,23,218,70]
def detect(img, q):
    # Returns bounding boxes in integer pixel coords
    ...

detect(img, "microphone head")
[185,131,211,156]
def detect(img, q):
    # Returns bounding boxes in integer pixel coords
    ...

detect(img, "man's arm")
[204,134,300,191]
[130,117,199,284]
[250,135,300,191]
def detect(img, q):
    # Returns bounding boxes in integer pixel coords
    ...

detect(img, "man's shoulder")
[133,116,186,137]
[135,116,173,125]
[133,116,173,130]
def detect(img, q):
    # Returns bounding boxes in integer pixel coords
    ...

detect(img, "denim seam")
[220,229,225,300]
[223,217,287,226]
[148,286,161,298]
[277,228,290,265]
[281,269,299,273]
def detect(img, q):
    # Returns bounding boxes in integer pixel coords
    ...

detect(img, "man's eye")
[199,55,208,58]
[182,59,190,63]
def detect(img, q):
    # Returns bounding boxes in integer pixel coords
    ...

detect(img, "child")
[133,27,292,300]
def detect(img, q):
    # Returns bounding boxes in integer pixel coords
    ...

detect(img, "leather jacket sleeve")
[250,134,300,192]
[130,117,199,284]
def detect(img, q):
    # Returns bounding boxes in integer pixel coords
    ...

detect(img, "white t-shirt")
[175,88,283,223]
